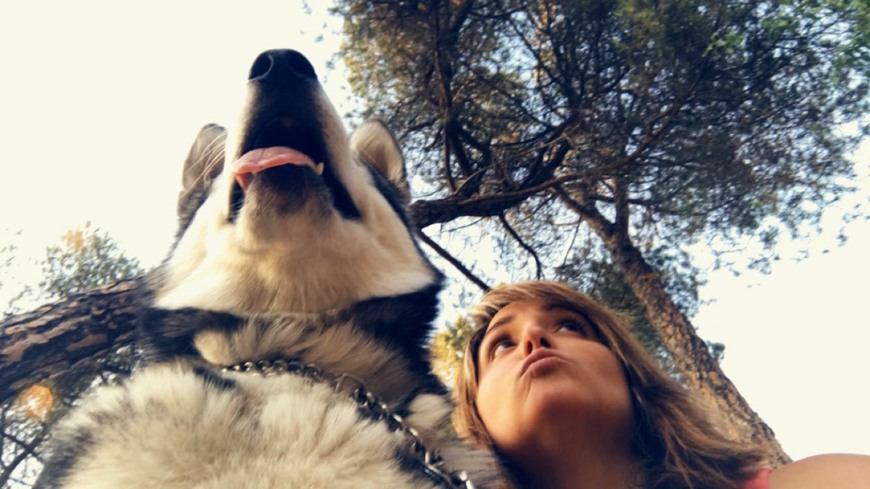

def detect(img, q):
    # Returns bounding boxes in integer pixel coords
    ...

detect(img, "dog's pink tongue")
[232,147,316,191]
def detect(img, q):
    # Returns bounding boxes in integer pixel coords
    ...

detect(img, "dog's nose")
[249,49,317,83]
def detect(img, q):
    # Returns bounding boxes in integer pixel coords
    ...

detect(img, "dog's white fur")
[156,89,435,314]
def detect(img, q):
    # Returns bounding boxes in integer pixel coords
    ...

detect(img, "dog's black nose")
[249,50,317,83]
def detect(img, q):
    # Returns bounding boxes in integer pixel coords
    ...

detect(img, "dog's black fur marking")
[337,282,447,391]
[192,366,238,391]
[138,308,243,362]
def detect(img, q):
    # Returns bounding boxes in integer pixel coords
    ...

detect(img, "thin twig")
[498,213,544,279]
[418,232,490,292]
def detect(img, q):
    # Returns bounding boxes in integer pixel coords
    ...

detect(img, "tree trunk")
[607,231,790,466]
[561,190,791,466]
[0,278,143,404]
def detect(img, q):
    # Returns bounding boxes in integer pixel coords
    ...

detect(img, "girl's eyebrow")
[478,316,513,365]
[483,314,514,340]
[546,305,592,323]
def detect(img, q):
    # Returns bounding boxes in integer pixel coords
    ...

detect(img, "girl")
[454,281,870,489]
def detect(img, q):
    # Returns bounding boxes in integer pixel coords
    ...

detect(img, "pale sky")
[1,0,867,461]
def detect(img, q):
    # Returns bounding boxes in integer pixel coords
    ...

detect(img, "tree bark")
[0,278,143,404]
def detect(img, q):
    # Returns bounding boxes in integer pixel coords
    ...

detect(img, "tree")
[40,222,142,300]
[0,226,142,487]
[336,0,868,464]
[431,315,476,386]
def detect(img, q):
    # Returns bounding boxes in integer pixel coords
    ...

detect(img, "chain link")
[223,359,476,489]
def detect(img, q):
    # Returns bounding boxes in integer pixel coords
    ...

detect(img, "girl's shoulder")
[767,454,870,489]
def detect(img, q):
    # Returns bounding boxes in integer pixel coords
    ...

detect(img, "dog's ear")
[178,123,227,218]
[350,119,410,203]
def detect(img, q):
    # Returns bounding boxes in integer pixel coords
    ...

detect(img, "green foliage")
[707,340,726,363]
[0,235,33,318]
[431,315,476,386]
[338,0,867,244]
[40,222,143,299]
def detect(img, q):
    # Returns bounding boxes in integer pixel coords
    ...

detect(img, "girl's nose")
[522,325,551,356]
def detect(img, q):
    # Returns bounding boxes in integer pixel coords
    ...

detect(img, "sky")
[1,0,868,462]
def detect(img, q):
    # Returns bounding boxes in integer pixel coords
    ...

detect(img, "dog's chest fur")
[50,364,443,488]
[44,306,497,488]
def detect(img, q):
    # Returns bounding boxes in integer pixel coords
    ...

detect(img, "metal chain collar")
[223,359,477,489]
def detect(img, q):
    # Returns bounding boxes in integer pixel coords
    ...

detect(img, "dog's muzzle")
[228,50,360,221]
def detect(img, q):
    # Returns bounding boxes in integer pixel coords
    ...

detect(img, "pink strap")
[741,468,772,489]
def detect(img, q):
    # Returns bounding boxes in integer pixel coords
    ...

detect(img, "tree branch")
[0,278,144,404]
[418,231,490,292]
[0,429,44,487]
[411,173,586,227]
[498,212,544,279]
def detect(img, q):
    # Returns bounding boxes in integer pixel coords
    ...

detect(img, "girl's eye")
[558,321,589,336]
[489,338,513,359]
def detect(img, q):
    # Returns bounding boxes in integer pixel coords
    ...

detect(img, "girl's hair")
[453,281,766,489]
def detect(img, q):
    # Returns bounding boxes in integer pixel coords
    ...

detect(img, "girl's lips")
[521,350,563,376]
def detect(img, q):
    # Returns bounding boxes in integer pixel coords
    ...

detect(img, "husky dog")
[36,50,502,488]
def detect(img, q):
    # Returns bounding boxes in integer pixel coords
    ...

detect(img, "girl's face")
[474,300,634,459]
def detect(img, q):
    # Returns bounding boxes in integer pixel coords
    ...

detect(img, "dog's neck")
[137,300,443,405]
